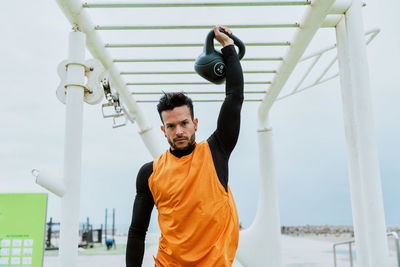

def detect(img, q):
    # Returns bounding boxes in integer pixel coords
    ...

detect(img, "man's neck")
[170,143,196,158]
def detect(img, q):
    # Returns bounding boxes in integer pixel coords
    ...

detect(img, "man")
[126,25,244,267]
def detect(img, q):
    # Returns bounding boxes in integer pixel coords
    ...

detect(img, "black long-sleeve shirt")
[126,45,244,266]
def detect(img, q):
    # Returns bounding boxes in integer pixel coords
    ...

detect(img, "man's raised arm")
[212,26,244,157]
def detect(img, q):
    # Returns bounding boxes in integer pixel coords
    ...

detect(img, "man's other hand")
[214,25,234,47]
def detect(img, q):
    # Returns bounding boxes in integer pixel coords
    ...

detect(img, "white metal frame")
[335,1,390,265]
[40,0,390,266]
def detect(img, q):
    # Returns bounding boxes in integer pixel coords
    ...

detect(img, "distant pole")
[59,29,86,267]
[100,224,103,243]
[112,208,115,237]
[47,217,53,248]
[105,208,108,241]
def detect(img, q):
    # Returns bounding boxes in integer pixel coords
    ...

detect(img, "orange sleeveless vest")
[149,141,239,267]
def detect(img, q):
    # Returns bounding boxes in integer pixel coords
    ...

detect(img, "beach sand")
[43,234,399,266]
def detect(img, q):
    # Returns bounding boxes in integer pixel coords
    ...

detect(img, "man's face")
[160,105,198,151]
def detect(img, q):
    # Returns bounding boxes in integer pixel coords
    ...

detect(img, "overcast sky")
[1,0,399,233]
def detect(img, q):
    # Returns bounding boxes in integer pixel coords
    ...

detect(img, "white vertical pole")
[345,0,389,265]
[236,122,282,267]
[59,29,86,267]
[335,17,371,267]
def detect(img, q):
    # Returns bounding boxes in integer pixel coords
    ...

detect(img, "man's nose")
[176,126,184,135]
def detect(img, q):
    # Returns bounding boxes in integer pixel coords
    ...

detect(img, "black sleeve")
[208,45,244,189]
[126,162,154,267]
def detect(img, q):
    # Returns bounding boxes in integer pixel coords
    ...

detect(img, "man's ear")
[193,118,198,131]
[161,125,166,137]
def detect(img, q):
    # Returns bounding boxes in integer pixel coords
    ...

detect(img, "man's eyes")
[167,121,188,128]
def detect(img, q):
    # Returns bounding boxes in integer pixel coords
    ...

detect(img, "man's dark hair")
[157,92,194,123]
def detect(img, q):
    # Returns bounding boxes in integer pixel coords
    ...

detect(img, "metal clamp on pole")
[101,92,122,118]
[56,59,105,105]
[102,93,128,128]
[101,79,136,128]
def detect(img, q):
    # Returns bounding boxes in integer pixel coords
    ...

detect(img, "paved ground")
[43,235,399,266]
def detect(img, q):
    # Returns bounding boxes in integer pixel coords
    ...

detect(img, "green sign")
[0,193,47,267]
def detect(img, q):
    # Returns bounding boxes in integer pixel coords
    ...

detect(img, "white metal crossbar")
[83,1,312,8]
[95,24,300,30]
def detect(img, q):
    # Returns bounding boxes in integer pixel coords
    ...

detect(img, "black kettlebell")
[194,29,245,84]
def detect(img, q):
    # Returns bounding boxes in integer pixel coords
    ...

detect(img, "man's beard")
[169,132,196,151]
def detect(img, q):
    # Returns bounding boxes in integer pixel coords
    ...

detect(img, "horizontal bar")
[105,42,290,48]
[83,2,311,8]
[121,70,276,75]
[114,57,284,62]
[244,57,284,61]
[131,91,267,95]
[115,58,195,62]
[126,81,271,85]
[123,71,196,75]
[96,24,299,30]
[136,99,262,103]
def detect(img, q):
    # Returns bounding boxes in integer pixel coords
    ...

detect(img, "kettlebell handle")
[204,29,246,60]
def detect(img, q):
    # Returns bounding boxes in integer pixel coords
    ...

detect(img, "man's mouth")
[174,138,187,142]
